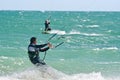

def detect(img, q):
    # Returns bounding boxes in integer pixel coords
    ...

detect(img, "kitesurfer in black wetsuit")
[28,37,52,65]
[44,20,51,31]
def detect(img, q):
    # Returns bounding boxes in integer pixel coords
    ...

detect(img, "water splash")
[0,69,119,80]
[50,30,66,35]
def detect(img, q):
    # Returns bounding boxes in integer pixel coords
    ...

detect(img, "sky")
[0,0,120,11]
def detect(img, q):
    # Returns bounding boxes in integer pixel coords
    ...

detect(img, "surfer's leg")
[39,60,46,65]
[31,57,46,65]
[48,28,51,31]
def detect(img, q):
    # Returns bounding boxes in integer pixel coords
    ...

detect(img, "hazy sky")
[0,0,120,11]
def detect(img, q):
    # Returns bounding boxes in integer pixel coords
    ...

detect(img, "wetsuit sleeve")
[39,47,49,52]
[35,43,48,48]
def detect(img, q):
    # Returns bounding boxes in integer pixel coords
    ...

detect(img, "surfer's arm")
[39,47,49,52]
[39,43,52,52]
[35,43,48,48]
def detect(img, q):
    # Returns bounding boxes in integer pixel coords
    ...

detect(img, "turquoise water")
[0,11,120,80]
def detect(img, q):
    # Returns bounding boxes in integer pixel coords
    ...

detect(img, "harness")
[28,44,39,59]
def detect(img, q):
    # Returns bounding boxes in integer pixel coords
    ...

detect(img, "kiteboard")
[42,31,50,34]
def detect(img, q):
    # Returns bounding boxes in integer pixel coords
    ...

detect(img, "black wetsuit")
[45,22,51,31]
[28,43,49,65]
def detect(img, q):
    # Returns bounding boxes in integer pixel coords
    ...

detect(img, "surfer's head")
[30,37,37,44]
[45,20,50,23]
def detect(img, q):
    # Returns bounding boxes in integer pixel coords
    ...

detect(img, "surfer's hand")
[48,43,53,48]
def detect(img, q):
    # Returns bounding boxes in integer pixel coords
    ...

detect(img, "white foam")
[69,30,102,36]
[77,25,83,28]
[82,19,90,22]
[0,56,8,59]
[0,65,67,80]
[50,30,66,35]
[1,46,18,50]
[61,72,105,80]
[102,47,118,50]
[69,30,80,34]
[93,47,118,51]
[0,70,120,80]
[93,48,101,51]
[107,30,112,33]
[19,11,23,16]
[82,33,102,36]
[15,66,63,80]
[86,25,99,28]
[60,59,65,61]
[62,72,120,80]
[94,61,120,65]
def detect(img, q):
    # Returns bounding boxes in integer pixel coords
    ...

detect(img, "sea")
[0,11,120,80]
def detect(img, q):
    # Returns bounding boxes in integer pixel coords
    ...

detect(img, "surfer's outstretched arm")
[35,43,48,48]
[38,43,52,52]
[39,47,49,52]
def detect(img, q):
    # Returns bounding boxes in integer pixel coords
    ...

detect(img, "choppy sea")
[0,11,120,80]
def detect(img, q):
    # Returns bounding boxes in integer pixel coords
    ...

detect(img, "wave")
[69,30,102,36]
[0,65,66,80]
[94,61,120,65]
[77,25,99,28]
[0,65,119,80]
[47,29,102,37]
[0,56,9,63]
[0,46,18,50]
[81,33,102,36]
[69,30,80,34]
[0,56,9,60]
[93,47,118,51]
[61,72,105,80]
[86,25,100,28]
[48,29,102,37]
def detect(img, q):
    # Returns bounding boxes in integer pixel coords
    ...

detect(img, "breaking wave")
[0,65,119,80]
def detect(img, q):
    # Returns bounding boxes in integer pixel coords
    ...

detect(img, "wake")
[49,29,66,35]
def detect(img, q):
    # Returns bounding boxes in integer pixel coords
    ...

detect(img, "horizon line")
[0,9,120,12]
